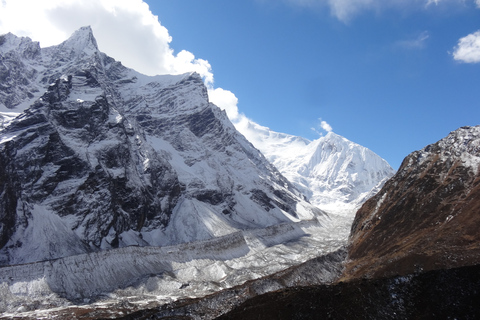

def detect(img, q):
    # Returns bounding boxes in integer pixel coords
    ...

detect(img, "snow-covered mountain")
[0,27,325,266]
[0,26,395,317]
[238,121,395,213]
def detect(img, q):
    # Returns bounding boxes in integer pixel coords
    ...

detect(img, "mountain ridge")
[342,125,480,280]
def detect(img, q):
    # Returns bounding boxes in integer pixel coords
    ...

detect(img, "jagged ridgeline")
[0,26,326,265]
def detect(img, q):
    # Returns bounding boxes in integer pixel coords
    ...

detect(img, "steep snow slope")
[238,120,395,213]
[0,27,325,266]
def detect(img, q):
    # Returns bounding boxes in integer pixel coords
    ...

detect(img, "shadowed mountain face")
[343,125,480,280]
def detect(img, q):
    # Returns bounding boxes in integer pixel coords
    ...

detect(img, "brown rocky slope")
[342,125,480,281]
[218,126,480,319]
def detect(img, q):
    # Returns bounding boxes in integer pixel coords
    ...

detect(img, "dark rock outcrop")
[219,263,480,320]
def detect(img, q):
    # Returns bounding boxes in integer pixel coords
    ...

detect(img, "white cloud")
[453,30,480,63]
[174,50,213,86]
[311,118,333,136]
[208,87,240,120]
[320,120,333,132]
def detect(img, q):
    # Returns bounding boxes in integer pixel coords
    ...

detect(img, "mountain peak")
[59,26,98,56]
[236,121,395,213]
[321,131,345,143]
[0,32,40,59]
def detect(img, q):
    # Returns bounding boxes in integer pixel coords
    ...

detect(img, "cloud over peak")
[311,118,333,136]
[0,0,213,82]
[321,120,333,132]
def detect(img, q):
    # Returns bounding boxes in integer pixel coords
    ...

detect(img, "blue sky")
[1,0,479,169]
[147,0,480,169]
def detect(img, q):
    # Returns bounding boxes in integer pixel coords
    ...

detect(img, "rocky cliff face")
[0,32,42,111]
[343,125,480,280]
[0,27,324,266]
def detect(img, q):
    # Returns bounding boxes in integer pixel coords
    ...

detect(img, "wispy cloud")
[452,30,480,63]
[284,0,479,22]
[395,31,430,49]
[426,0,480,7]
[284,0,376,22]
[425,0,441,6]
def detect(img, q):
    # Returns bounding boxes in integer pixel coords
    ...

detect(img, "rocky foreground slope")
[219,264,480,320]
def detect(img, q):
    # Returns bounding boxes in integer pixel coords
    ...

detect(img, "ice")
[0,215,346,315]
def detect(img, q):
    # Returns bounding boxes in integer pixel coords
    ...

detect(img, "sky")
[1,0,479,170]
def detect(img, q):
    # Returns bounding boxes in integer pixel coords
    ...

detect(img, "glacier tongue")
[0,217,345,316]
